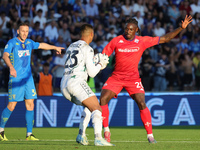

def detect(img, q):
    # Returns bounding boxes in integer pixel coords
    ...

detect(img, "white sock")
[27,132,32,137]
[147,134,154,138]
[0,127,4,132]
[79,107,91,136]
[104,127,110,132]
[91,110,102,139]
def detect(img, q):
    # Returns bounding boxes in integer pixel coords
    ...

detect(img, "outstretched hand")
[55,47,65,54]
[181,15,193,29]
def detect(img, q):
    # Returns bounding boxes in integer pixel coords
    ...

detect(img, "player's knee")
[138,101,146,110]
[26,103,34,110]
[28,105,34,111]
[91,110,102,124]
[7,103,17,111]
[90,105,102,112]
[82,107,92,118]
[7,105,15,111]
[100,96,109,105]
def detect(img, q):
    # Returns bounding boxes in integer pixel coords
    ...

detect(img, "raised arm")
[159,15,193,44]
[38,43,64,54]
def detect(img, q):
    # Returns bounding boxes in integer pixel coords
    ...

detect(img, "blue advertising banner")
[0,92,200,127]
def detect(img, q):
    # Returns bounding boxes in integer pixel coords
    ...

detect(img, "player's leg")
[131,93,157,143]
[24,77,38,141]
[0,102,17,141]
[61,79,91,145]
[0,77,22,141]
[61,79,114,146]
[100,89,116,142]
[82,96,114,146]
[78,107,91,136]
[100,75,122,142]
[76,107,91,145]
[25,99,38,141]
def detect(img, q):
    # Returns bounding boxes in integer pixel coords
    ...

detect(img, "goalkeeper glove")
[94,53,109,70]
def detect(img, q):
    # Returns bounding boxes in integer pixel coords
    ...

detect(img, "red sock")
[101,104,109,127]
[140,107,152,134]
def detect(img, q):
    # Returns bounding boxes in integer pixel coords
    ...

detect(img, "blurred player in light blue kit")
[0,23,64,141]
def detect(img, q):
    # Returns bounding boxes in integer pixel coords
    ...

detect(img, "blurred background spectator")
[35,0,48,18]
[58,22,71,46]
[153,52,170,91]
[32,9,47,29]
[51,50,66,92]
[44,19,58,44]
[0,0,12,16]
[36,62,53,96]
[0,11,11,38]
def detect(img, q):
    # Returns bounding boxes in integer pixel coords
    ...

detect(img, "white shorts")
[60,76,95,105]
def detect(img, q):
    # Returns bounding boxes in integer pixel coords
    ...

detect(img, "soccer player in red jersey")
[77,15,193,144]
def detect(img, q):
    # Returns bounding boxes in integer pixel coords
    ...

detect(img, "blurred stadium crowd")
[0,0,200,92]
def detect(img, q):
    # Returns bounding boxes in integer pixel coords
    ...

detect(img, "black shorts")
[167,72,176,86]
[195,76,200,88]
[183,73,193,86]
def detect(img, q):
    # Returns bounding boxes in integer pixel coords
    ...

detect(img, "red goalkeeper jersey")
[102,35,160,79]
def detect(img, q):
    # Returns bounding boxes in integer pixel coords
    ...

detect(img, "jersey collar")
[15,37,27,44]
[123,34,136,41]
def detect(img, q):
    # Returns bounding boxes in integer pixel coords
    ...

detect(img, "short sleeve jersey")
[4,37,40,79]
[102,35,160,79]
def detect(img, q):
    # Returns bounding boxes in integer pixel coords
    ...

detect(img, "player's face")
[124,23,138,40]
[17,25,29,42]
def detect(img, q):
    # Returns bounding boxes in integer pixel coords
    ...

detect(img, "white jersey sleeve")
[84,45,101,78]
[63,40,101,81]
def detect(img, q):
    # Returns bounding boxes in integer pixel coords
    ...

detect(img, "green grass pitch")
[1,126,200,150]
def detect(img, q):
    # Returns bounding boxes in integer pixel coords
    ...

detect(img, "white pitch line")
[6,139,200,143]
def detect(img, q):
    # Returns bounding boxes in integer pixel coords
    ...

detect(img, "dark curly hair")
[125,18,141,35]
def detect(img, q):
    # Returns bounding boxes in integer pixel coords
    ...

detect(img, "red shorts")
[102,74,145,97]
